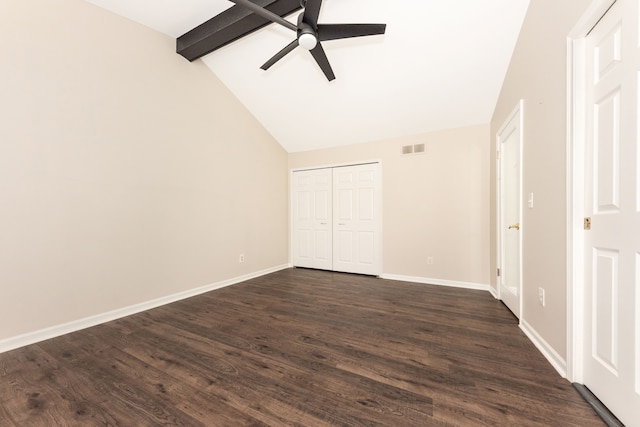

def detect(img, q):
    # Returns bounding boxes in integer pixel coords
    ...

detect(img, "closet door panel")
[333,164,381,275]
[292,169,333,270]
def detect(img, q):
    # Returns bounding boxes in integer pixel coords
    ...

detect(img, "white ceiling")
[84,0,530,152]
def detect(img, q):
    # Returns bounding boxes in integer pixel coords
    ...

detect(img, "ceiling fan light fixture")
[298,32,317,50]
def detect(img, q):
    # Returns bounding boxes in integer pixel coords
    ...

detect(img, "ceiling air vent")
[413,143,425,154]
[402,145,414,155]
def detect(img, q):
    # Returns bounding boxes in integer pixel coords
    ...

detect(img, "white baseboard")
[0,264,290,354]
[3,265,569,385]
[380,274,569,378]
[520,318,568,378]
[379,273,490,291]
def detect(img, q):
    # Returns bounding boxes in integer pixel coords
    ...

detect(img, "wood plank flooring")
[0,268,603,426]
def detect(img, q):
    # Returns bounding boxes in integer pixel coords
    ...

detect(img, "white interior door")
[497,101,523,319]
[583,0,640,424]
[332,163,382,276]
[292,169,332,270]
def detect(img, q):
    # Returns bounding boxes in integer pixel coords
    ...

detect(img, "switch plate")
[528,192,534,209]
[538,287,545,307]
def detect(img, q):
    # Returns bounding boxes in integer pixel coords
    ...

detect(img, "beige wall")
[0,0,288,342]
[490,0,592,359]
[289,125,491,287]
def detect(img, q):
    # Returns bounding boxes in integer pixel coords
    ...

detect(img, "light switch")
[528,192,534,209]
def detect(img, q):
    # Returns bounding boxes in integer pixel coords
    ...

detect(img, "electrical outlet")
[427,256,434,265]
[239,254,245,263]
[538,287,545,307]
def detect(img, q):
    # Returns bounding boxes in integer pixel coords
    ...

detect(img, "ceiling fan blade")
[318,23,387,42]
[309,42,335,81]
[302,0,323,28]
[261,39,300,70]
[228,0,297,32]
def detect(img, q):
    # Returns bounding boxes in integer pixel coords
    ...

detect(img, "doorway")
[497,100,524,318]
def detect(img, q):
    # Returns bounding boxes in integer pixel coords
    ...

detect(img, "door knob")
[508,223,520,230]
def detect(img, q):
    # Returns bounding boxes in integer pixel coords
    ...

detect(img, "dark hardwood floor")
[0,268,602,426]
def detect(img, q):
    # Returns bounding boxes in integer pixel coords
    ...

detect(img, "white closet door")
[292,169,333,270]
[333,163,381,276]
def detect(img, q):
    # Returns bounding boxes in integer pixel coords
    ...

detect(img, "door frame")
[566,0,617,384]
[496,100,524,319]
[289,160,383,274]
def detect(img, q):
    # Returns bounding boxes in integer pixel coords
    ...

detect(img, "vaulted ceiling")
[84,0,530,152]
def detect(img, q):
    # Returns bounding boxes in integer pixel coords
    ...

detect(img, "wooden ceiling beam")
[176,0,301,62]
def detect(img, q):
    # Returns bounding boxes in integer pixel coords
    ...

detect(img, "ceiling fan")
[228,0,386,81]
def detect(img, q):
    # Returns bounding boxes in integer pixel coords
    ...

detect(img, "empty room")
[1,0,638,425]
